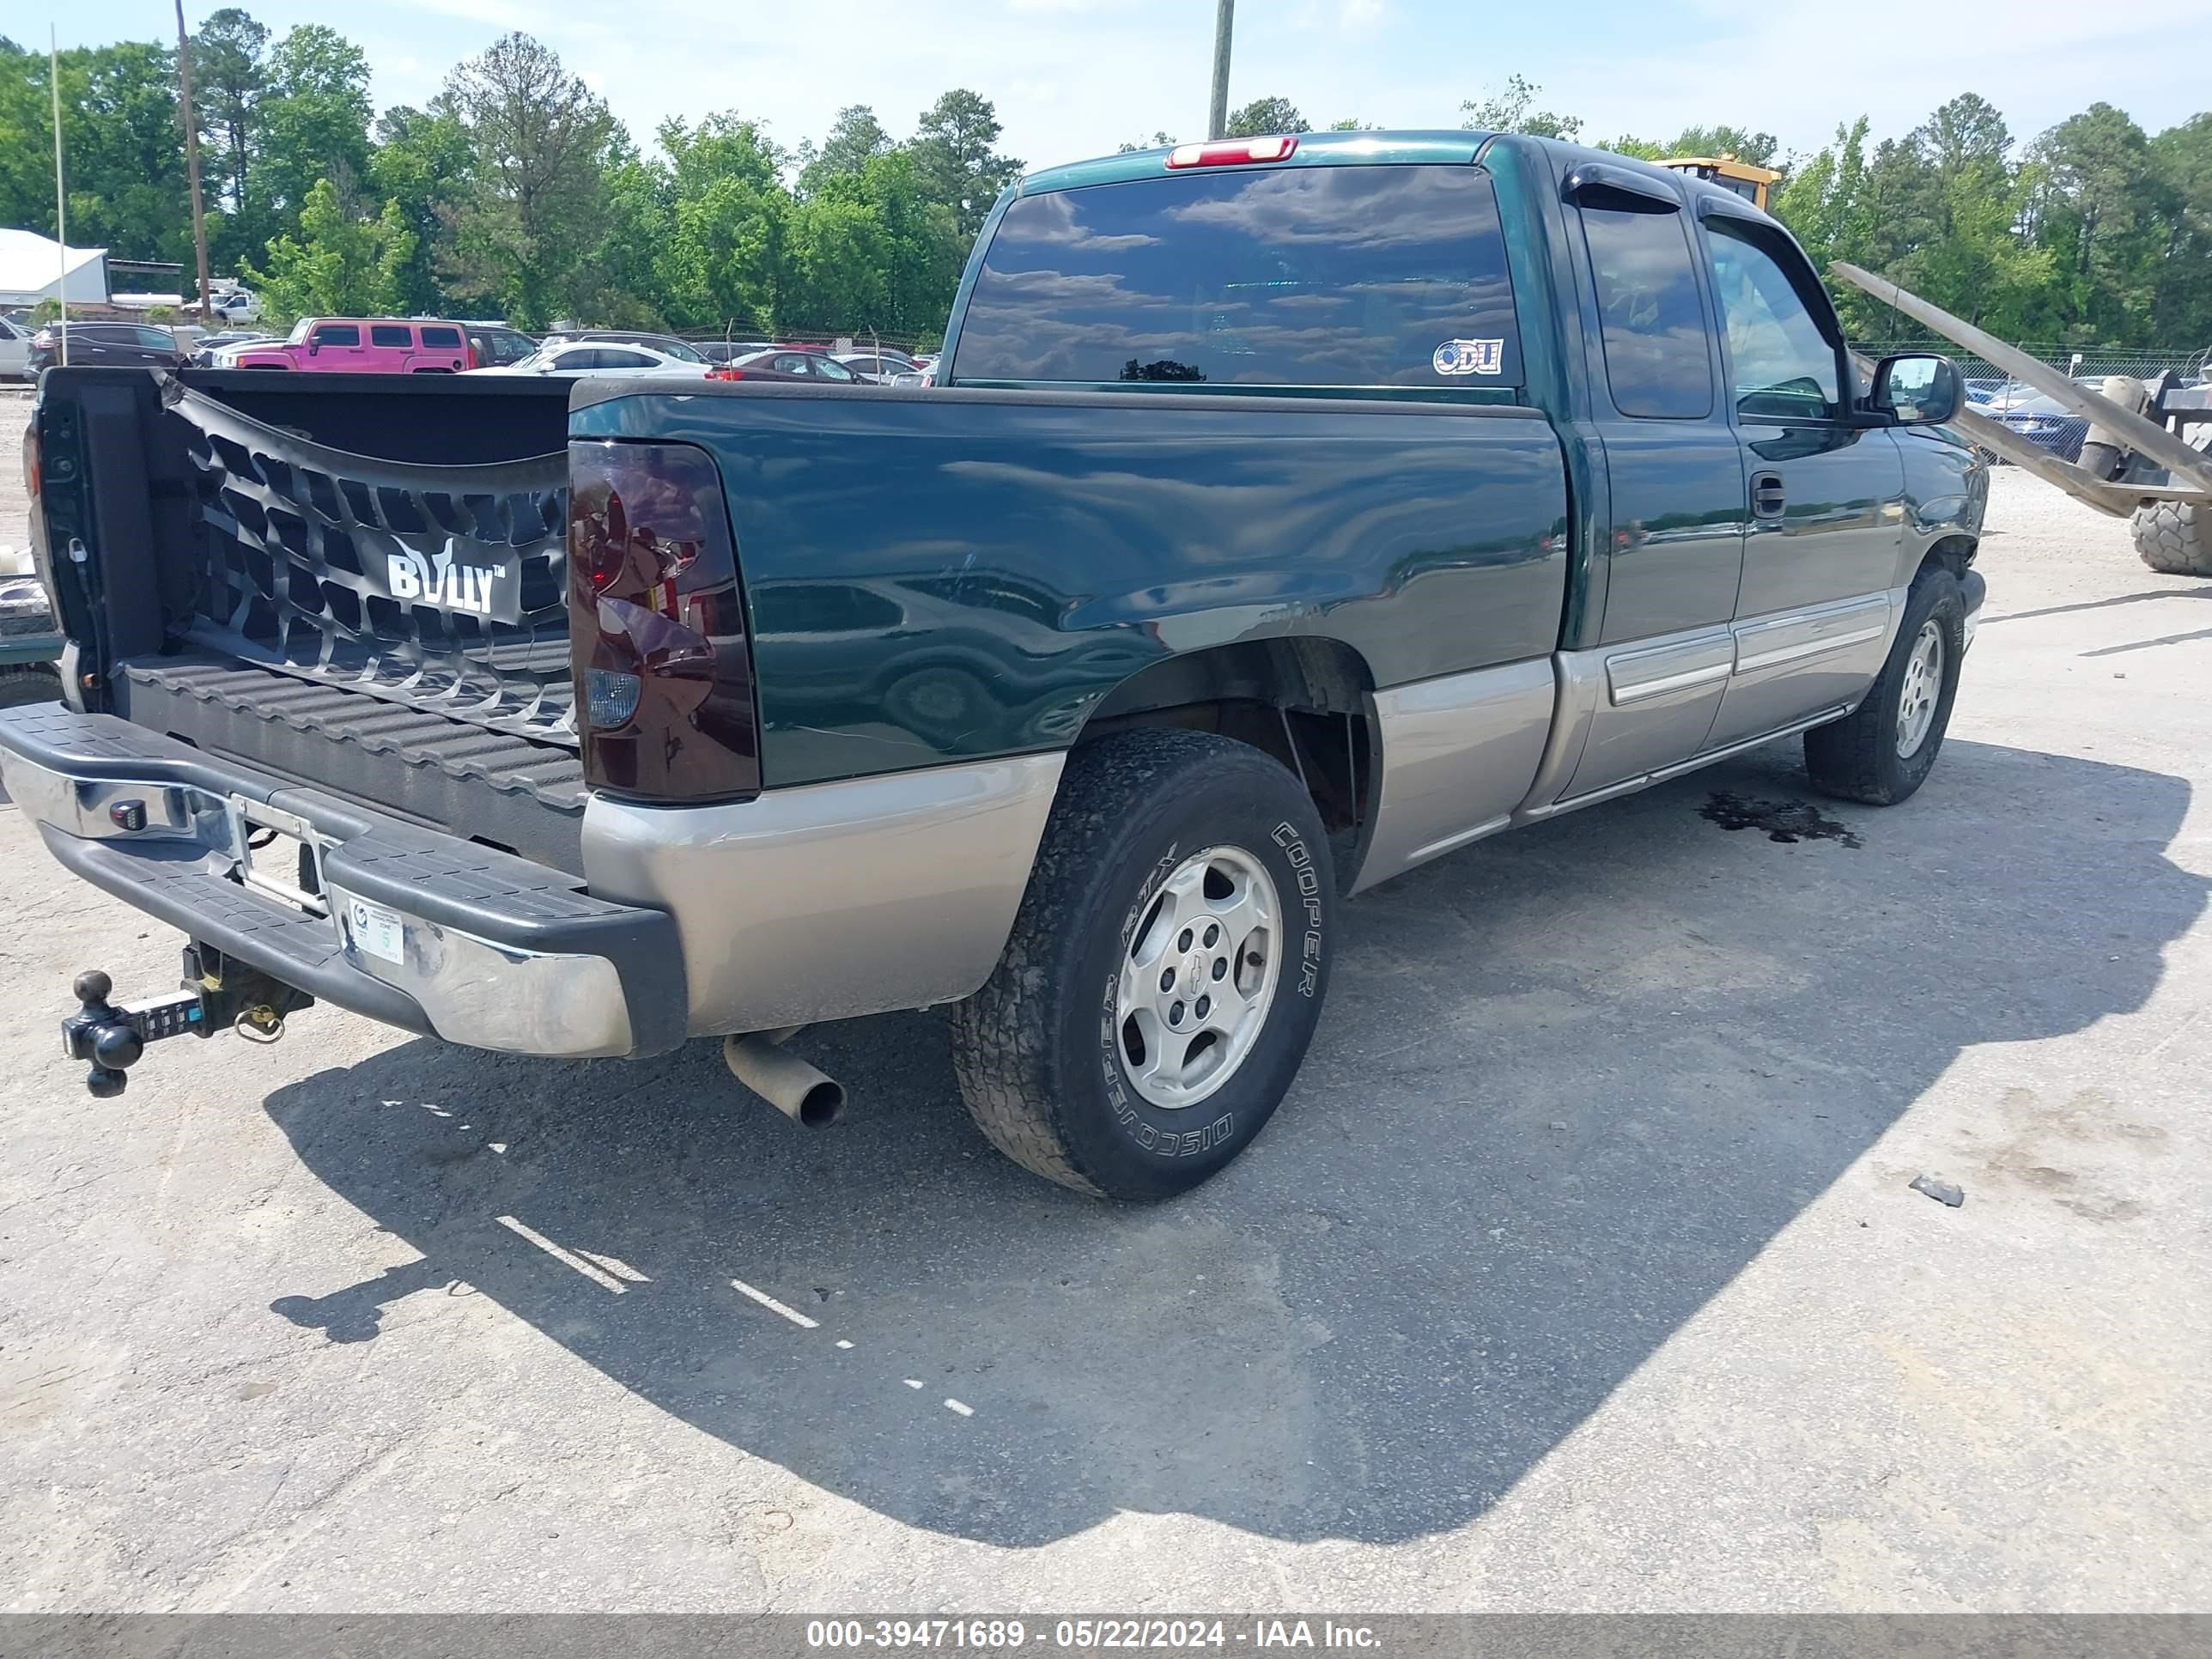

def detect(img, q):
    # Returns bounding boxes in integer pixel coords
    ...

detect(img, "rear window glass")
[421,325,462,349]
[1581,206,1712,419]
[370,324,412,348]
[313,324,361,347]
[955,163,1522,387]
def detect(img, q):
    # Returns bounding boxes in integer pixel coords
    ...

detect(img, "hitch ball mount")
[62,946,316,1097]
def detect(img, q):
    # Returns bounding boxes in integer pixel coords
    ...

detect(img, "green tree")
[240,175,414,320]
[1461,75,1582,143]
[251,25,372,226]
[798,105,891,195]
[439,33,620,328]
[370,103,470,316]
[2148,113,2212,342]
[659,112,788,331]
[191,8,268,213]
[2030,102,2172,341]
[1116,130,1176,153]
[1667,125,1780,167]
[1224,96,1309,137]
[911,88,1020,238]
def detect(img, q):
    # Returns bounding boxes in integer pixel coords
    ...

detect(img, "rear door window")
[370,324,413,349]
[134,326,177,350]
[1580,205,1713,419]
[955,163,1522,387]
[420,325,463,349]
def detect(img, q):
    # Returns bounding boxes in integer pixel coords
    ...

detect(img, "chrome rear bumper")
[0,703,684,1058]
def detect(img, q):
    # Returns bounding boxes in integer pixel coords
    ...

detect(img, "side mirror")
[1871,353,1961,426]
[307,340,320,356]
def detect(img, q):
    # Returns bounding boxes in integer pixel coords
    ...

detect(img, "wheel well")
[1921,534,1976,580]
[1074,637,1377,878]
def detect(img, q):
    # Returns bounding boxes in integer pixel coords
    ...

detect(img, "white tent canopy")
[0,229,109,307]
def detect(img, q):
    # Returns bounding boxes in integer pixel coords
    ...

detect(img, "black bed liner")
[116,654,586,872]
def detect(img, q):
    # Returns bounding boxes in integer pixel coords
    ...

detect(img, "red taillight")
[568,441,759,803]
[707,365,746,380]
[1166,135,1298,168]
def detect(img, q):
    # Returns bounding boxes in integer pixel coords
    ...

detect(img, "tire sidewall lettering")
[1271,821,1325,999]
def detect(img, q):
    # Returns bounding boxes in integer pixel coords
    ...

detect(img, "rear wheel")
[1803,564,1965,805]
[951,729,1334,1200]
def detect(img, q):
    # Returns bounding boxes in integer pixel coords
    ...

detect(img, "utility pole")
[173,0,214,326]
[1207,0,1234,141]
[50,27,68,364]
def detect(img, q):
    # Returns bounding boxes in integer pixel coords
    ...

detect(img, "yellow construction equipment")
[1659,154,1782,210]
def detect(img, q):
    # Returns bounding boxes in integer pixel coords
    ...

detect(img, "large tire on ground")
[2135,499,2212,576]
[951,728,1334,1200]
[2133,426,2212,575]
[1803,563,1966,806]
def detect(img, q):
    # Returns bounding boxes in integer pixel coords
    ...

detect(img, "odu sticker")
[1433,337,1504,376]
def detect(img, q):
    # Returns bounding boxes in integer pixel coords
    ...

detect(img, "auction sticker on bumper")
[344,896,405,965]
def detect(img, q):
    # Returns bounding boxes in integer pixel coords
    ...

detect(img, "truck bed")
[32,368,581,866]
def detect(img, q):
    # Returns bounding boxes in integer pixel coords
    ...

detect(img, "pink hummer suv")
[234,318,477,373]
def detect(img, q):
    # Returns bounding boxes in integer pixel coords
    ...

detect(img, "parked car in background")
[538,330,708,364]
[695,340,777,363]
[190,331,277,367]
[203,284,262,324]
[475,341,711,379]
[729,349,863,382]
[1991,392,2091,462]
[461,323,539,368]
[833,350,921,382]
[703,360,817,382]
[0,315,30,380]
[27,321,186,372]
[233,319,476,373]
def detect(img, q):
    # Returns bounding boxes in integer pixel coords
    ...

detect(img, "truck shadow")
[260,737,2202,1547]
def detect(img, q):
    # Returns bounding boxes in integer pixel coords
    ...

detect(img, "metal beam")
[1834,260,2212,496]
[1207,0,1234,141]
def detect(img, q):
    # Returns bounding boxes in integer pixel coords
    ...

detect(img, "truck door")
[1697,211,1905,747]
[1558,169,1746,801]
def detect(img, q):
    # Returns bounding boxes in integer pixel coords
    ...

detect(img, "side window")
[599,350,654,368]
[552,349,600,370]
[1581,205,1713,419]
[137,326,178,349]
[773,355,810,374]
[420,325,462,349]
[1704,222,1843,421]
[814,356,856,381]
[313,324,361,347]
[370,324,412,349]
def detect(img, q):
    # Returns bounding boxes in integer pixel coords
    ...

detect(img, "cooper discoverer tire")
[1803,563,1965,806]
[951,729,1334,1200]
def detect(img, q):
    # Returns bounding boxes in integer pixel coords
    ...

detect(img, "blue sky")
[40,0,2212,173]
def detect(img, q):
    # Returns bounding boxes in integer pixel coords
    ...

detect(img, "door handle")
[1751,471,1787,521]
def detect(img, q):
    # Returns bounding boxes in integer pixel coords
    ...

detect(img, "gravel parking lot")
[0,405,2206,1611]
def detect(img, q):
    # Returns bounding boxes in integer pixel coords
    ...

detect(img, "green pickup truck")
[2,131,1985,1200]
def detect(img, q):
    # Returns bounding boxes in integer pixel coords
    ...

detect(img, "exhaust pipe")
[723,1032,846,1128]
